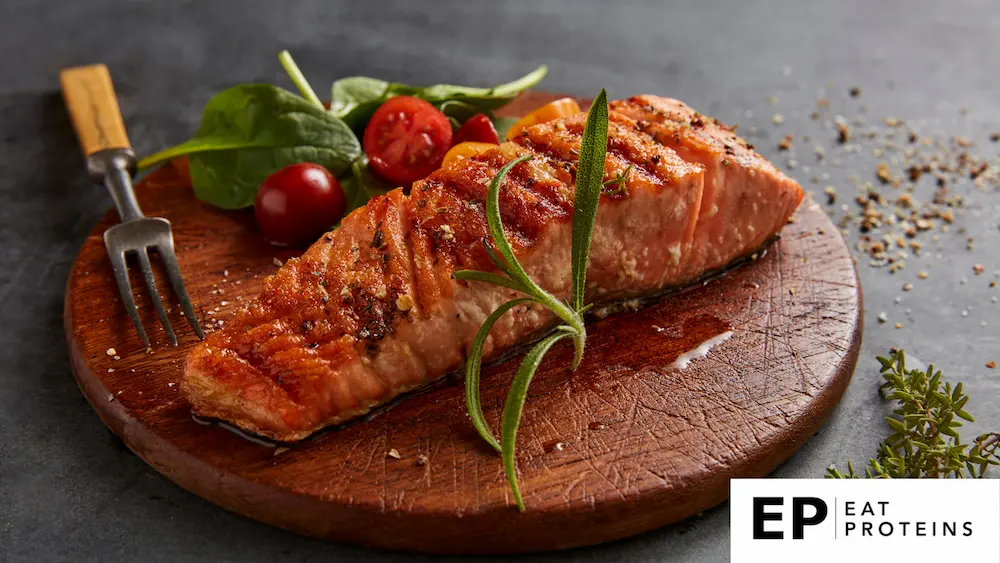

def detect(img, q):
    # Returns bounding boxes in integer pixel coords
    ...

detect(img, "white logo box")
[730,479,1000,563]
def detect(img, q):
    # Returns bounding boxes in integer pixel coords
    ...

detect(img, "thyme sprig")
[602,163,633,196]
[453,89,609,510]
[827,350,1000,479]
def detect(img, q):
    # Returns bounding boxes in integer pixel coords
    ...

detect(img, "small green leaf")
[342,154,392,212]
[602,163,634,196]
[329,76,391,130]
[569,89,609,312]
[438,99,482,123]
[417,65,548,107]
[893,391,915,402]
[452,270,527,293]
[501,331,572,511]
[492,116,520,140]
[930,371,942,390]
[877,356,894,371]
[895,351,907,372]
[886,417,907,433]
[465,298,535,452]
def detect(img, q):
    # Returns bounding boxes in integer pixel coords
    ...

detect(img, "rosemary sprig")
[827,349,1000,479]
[454,89,610,510]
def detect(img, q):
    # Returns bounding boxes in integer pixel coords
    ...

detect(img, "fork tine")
[107,248,150,347]
[137,248,177,346]
[157,243,204,340]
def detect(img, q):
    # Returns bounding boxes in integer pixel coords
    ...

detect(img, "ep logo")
[731,479,1000,563]
[752,497,827,540]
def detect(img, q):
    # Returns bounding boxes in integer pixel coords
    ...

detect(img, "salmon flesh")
[182,95,804,441]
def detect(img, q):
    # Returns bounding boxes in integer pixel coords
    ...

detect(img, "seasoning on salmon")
[182,95,804,441]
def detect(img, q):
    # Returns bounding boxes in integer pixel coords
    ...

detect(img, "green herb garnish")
[329,66,548,134]
[827,349,1000,479]
[137,53,360,209]
[138,51,545,211]
[491,116,521,141]
[602,163,634,196]
[455,89,609,510]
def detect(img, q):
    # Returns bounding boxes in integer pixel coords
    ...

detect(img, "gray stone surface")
[1,0,998,561]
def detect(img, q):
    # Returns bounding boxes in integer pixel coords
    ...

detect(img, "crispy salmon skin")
[183,95,804,441]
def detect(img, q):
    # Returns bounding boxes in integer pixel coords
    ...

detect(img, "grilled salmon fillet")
[183,95,804,441]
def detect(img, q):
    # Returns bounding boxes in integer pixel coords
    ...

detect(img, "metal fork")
[61,64,203,346]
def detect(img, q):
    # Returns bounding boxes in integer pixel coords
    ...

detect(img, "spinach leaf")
[417,65,547,107]
[138,84,360,209]
[329,65,547,134]
[438,99,482,124]
[342,154,391,212]
[328,77,393,131]
[139,56,544,213]
[490,116,520,140]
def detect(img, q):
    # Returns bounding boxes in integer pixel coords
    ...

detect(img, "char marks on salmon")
[182,95,804,441]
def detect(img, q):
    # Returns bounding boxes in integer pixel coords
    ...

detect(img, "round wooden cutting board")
[64,92,862,554]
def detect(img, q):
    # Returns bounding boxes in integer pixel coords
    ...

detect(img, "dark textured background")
[1,1,998,561]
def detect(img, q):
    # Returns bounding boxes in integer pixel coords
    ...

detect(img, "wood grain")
[59,64,132,157]
[64,92,862,554]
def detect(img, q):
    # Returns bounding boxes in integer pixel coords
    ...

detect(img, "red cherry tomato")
[453,113,500,145]
[254,163,347,247]
[363,96,452,186]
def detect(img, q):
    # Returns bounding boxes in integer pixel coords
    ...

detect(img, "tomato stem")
[278,50,324,110]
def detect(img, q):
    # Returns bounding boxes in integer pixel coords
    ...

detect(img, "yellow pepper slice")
[442,141,497,167]
[505,98,582,140]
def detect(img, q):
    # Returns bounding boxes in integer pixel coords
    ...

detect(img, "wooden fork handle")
[60,64,132,157]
